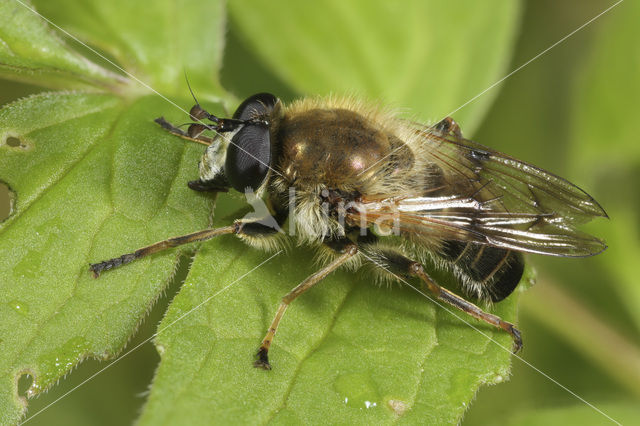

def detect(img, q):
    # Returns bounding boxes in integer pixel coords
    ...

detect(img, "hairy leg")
[363,246,522,352]
[254,238,358,370]
[89,219,281,277]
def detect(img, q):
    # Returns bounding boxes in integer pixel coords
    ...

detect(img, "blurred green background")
[1,0,638,424]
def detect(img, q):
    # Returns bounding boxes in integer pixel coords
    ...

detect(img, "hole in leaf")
[0,182,15,222]
[6,136,21,147]
[17,372,34,398]
[2,134,30,150]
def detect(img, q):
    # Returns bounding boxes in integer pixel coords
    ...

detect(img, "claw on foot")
[509,325,523,354]
[89,263,103,278]
[253,347,272,370]
[89,253,136,278]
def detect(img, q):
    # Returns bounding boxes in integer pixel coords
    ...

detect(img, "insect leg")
[365,248,522,353]
[411,263,522,352]
[89,218,283,278]
[254,239,358,370]
[434,116,463,140]
[89,225,236,277]
[187,175,229,193]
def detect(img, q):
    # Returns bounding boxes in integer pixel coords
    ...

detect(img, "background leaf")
[569,0,640,332]
[506,403,640,426]
[29,0,227,99]
[227,0,521,133]
[0,0,120,90]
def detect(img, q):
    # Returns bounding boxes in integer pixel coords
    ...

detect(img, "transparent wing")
[350,125,607,257]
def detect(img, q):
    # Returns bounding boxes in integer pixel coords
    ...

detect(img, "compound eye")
[233,93,278,120]
[225,123,271,193]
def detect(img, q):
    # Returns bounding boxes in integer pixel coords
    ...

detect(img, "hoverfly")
[90,93,607,370]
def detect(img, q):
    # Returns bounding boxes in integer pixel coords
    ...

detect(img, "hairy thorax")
[269,104,420,244]
[277,108,392,190]
[271,108,394,242]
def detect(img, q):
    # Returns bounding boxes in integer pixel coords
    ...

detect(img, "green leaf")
[0,0,229,419]
[570,0,640,331]
[0,0,121,90]
[0,92,216,424]
[228,0,522,133]
[30,0,227,99]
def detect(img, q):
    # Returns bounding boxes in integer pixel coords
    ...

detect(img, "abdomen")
[440,240,524,302]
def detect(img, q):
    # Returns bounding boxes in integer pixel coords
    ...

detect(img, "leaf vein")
[392,297,440,423]
[264,282,357,424]
[3,106,124,380]
[0,100,123,236]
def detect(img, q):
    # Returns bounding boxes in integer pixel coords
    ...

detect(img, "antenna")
[184,69,201,107]
[182,69,245,133]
